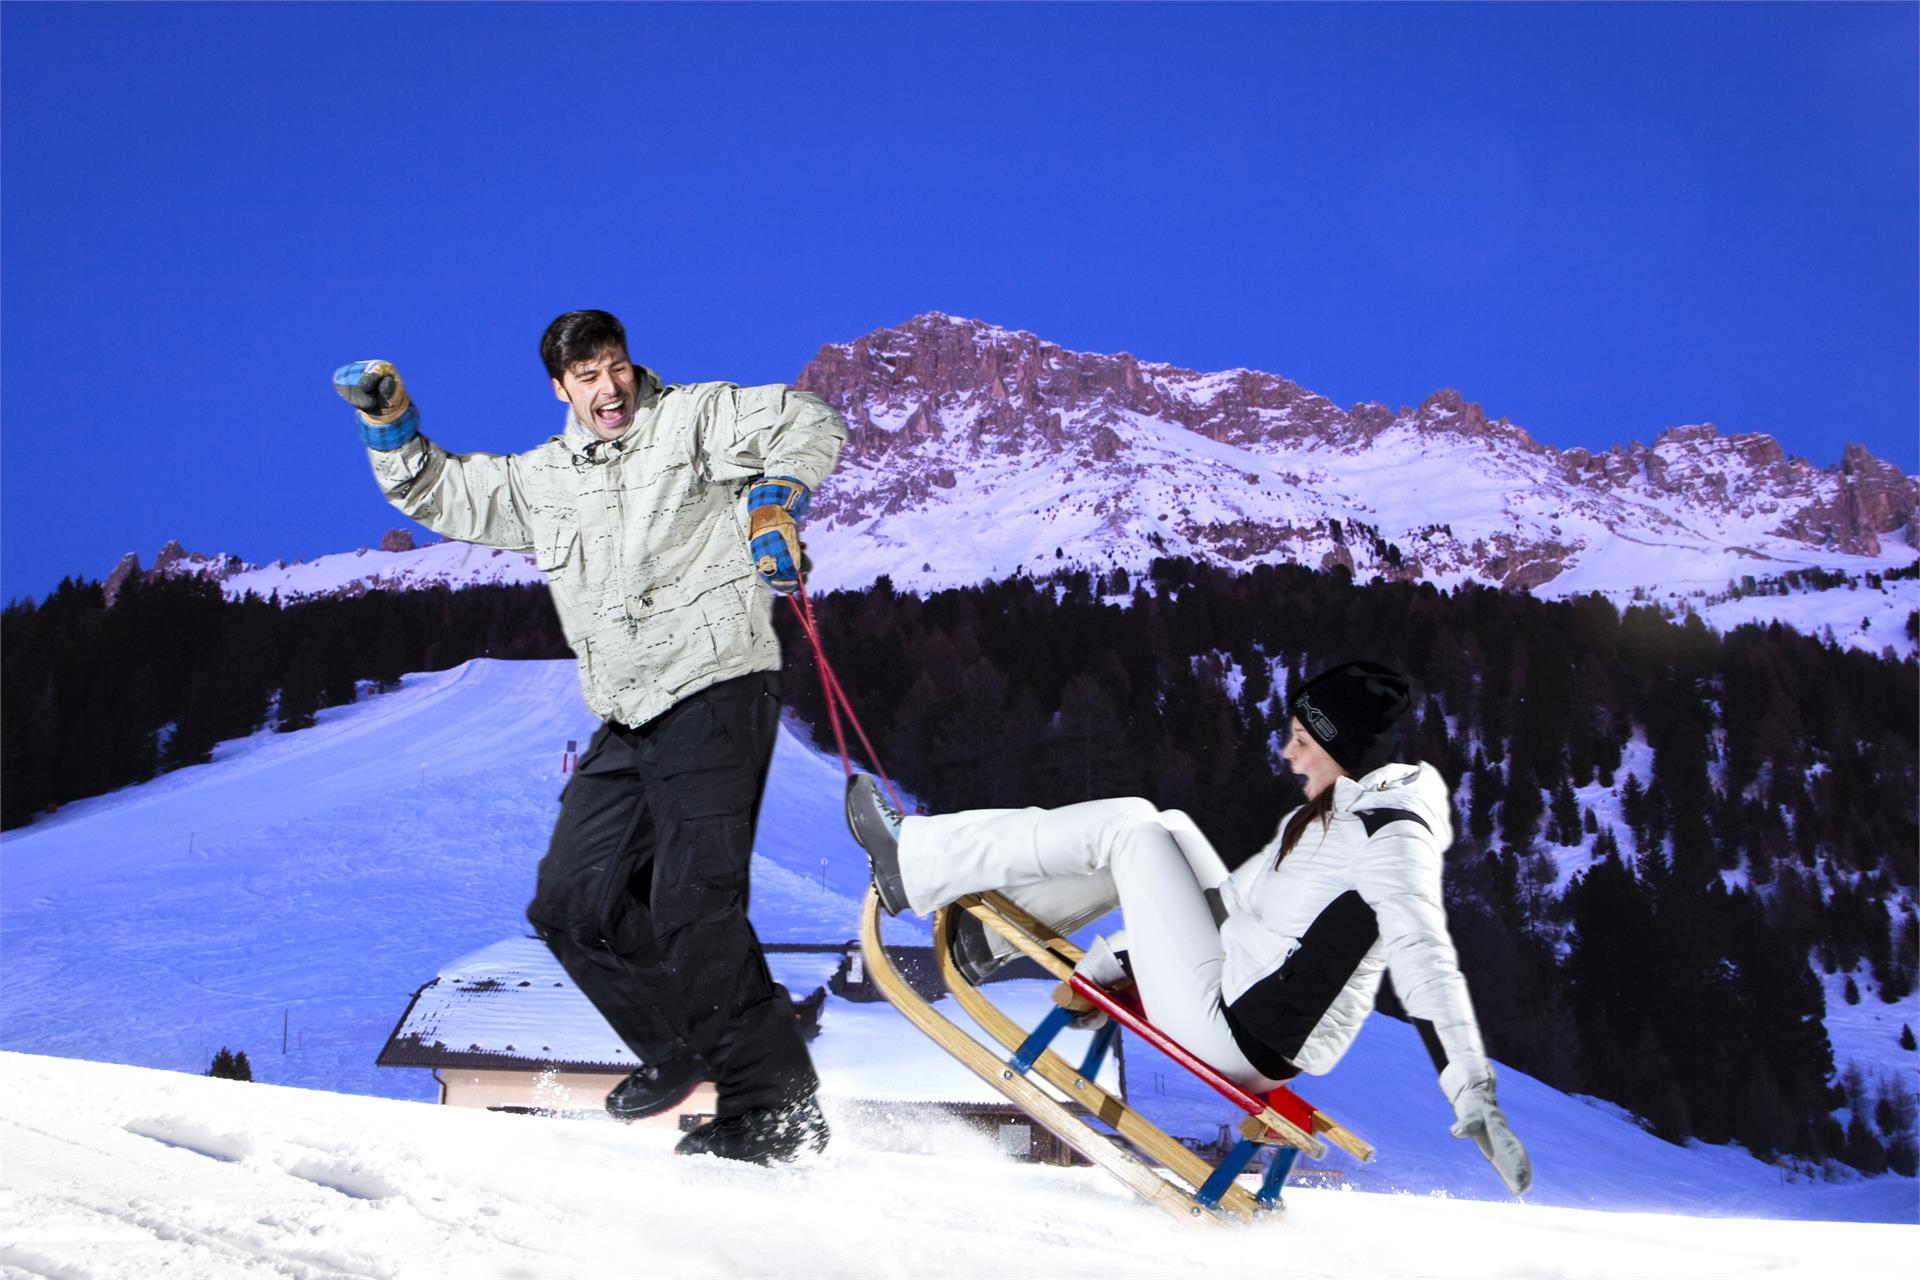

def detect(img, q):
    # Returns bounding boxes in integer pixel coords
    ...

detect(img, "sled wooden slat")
[857,890,1227,1227]
[963,893,1080,976]
[932,907,1267,1222]
[1309,1113,1375,1163]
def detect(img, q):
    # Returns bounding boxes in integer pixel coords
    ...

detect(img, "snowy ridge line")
[92,535,547,610]
[115,519,1915,660]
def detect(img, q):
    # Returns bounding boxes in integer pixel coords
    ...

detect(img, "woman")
[846,660,1531,1196]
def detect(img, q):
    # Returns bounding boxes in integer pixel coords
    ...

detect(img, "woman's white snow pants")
[897,798,1286,1093]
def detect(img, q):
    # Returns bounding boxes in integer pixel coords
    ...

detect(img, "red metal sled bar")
[1066,973,1355,1155]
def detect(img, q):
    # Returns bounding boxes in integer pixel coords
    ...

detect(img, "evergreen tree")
[1872,911,1916,1002]
[276,639,324,733]
[1500,759,1544,851]
[1844,1110,1889,1174]
[1550,778,1581,846]
[166,661,225,768]
[205,1047,253,1081]
[1035,671,1138,804]
[1620,772,1648,845]
[1468,760,1500,844]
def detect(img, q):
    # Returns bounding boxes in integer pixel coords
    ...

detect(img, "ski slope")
[2,658,1914,1253]
[0,660,878,1103]
[2,1051,1912,1280]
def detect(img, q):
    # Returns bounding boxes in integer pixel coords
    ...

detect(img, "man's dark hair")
[540,310,629,381]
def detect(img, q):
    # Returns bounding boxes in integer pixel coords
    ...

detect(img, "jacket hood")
[1334,761,1454,846]
[559,364,665,459]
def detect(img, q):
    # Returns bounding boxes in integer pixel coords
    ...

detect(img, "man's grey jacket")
[367,366,847,727]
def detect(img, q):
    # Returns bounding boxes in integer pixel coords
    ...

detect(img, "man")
[335,310,846,1163]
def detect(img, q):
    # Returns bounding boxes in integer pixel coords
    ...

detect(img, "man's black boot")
[674,1096,830,1165]
[844,775,910,915]
[605,1058,704,1122]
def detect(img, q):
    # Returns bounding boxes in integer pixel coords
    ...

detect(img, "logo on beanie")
[1296,694,1337,741]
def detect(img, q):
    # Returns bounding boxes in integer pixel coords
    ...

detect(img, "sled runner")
[858,886,1375,1224]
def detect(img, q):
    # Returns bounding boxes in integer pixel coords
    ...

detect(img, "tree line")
[1,572,569,828]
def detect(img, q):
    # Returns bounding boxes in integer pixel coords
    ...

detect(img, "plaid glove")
[747,476,810,594]
[333,360,419,452]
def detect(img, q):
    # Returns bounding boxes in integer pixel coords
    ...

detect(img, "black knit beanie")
[1286,660,1418,780]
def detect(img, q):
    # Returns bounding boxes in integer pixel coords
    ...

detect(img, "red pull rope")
[786,575,908,817]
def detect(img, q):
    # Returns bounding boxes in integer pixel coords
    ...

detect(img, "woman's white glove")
[1057,933,1132,1031]
[1441,1061,1533,1196]
[1074,932,1130,989]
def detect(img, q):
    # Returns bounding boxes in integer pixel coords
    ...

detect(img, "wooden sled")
[858,886,1374,1225]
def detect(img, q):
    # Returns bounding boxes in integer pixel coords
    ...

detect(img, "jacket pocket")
[624,581,720,697]
[533,517,578,572]
[535,519,587,632]
[695,577,763,672]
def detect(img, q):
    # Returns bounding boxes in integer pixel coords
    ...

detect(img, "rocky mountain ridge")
[793,313,1914,595]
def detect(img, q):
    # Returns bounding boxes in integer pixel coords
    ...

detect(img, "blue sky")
[3,2,1914,605]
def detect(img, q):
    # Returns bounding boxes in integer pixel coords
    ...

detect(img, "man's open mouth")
[594,399,627,425]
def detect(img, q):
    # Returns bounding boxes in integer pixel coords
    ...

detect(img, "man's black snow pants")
[526,671,817,1117]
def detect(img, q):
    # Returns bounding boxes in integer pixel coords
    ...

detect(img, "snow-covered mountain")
[102,532,544,607]
[98,313,1918,652]
[795,314,1917,606]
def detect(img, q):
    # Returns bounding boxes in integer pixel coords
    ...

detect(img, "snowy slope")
[1692,577,1916,657]
[3,659,1914,1229]
[0,660,867,1103]
[2,1051,1914,1280]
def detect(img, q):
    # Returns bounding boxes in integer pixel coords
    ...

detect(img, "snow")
[1820,964,1920,1096]
[387,935,640,1069]
[3,656,1916,1277]
[3,1051,1913,1279]
[218,539,545,603]
[1693,578,1916,657]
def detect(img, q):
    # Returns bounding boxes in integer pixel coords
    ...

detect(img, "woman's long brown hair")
[1275,786,1336,865]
